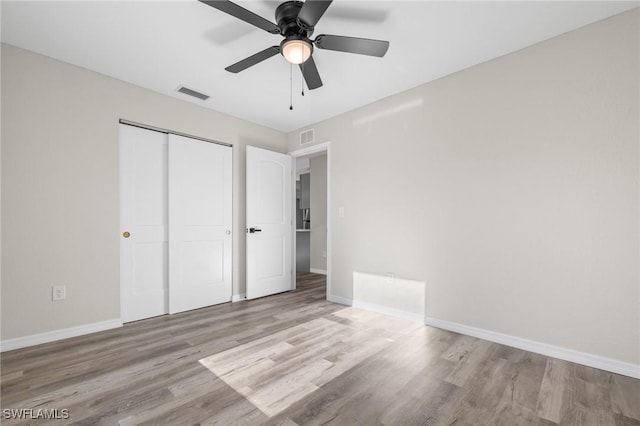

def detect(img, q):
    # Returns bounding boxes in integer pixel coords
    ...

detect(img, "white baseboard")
[0,319,123,352]
[425,317,640,379]
[231,293,247,302]
[310,268,327,275]
[327,294,352,306]
[353,300,425,323]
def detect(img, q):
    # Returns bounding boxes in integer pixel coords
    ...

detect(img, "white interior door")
[120,124,168,323]
[246,146,293,299]
[169,134,232,314]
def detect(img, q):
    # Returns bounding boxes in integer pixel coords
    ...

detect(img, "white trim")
[326,145,332,304]
[425,317,640,379]
[327,294,352,306]
[0,319,123,352]
[296,169,310,180]
[310,268,327,275]
[291,155,297,293]
[232,293,247,302]
[353,300,424,323]
[289,142,330,158]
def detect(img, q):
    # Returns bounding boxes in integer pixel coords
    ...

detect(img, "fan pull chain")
[301,62,305,96]
[289,63,293,111]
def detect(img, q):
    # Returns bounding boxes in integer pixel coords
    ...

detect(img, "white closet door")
[168,134,232,314]
[120,125,168,323]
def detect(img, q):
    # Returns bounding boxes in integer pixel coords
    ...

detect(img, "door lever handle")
[248,227,262,233]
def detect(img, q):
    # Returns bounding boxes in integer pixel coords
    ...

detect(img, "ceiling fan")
[199,0,390,90]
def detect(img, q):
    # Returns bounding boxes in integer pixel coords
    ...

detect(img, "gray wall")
[296,231,310,273]
[1,44,287,340]
[310,154,327,272]
[286,10,639,365]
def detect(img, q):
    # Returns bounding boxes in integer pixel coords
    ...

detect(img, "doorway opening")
[289,142,331,300]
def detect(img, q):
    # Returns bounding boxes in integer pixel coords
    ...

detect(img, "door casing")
[288,142,331,300]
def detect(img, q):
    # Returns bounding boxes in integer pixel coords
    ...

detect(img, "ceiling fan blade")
[299,56,323,90]
[225,46,280,73]
[297,0,333,29]
[314,34,389,57]
[199,0,280,34]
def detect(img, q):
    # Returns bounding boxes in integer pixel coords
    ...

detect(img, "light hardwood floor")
[1,273,639,425]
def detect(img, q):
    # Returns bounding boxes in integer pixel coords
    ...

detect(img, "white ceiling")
[2,1,637,132]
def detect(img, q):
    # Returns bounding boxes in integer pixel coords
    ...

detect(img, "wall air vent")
[177,86,210,101]
[300,128,314,145]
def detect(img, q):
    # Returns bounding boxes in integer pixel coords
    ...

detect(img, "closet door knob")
[123,231,131,238]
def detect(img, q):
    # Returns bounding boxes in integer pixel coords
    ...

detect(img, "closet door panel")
[168,134,232,314]
[120,124,169,323]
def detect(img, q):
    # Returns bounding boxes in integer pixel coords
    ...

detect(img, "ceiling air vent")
[300,128,314,145]
[177,86,210,101]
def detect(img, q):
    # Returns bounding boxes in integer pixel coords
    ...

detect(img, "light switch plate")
[52,285,66,301]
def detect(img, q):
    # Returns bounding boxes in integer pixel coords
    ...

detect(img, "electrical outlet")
[385,273,395,284]
[52,285,66,301]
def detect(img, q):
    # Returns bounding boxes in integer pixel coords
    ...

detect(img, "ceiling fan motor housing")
[276,1,311,37]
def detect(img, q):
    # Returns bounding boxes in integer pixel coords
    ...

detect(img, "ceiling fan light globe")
[281,39,312,65]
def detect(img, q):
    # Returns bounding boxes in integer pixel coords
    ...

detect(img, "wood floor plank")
[445,337,499,388]
[447,356,513,425]
[495,351,549,422]
[200,399,268,425]
[248,358,331,417]
[381,381,467,426]
[536,357,572,423]
[614,413,640,426]
[610,373,640,421]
